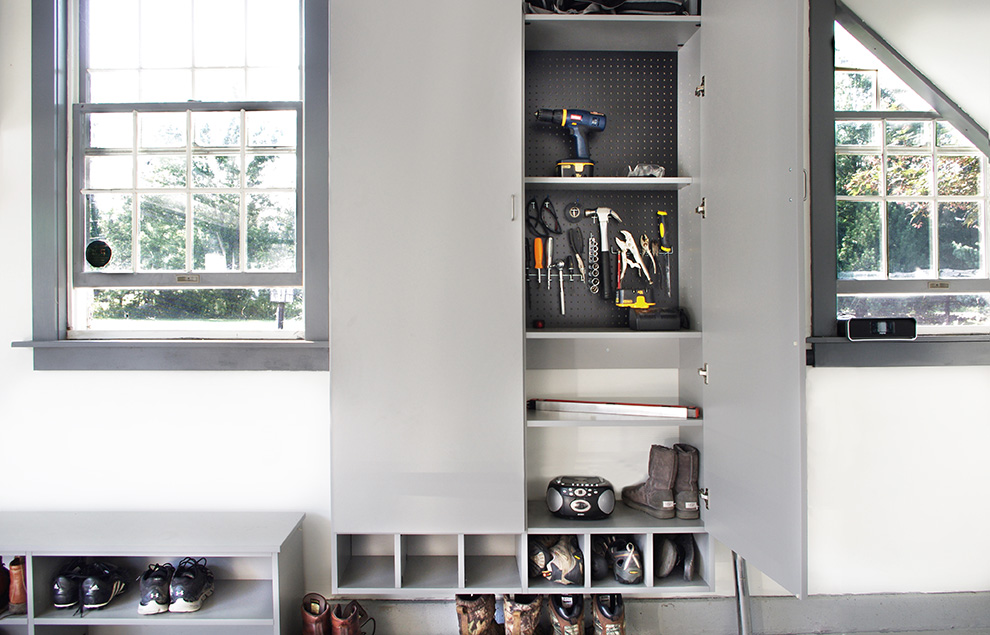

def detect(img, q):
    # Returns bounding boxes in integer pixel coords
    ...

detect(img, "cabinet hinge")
[695,76,705,97]
[695,198,706,219]
[700,488,710,510]
[698,363,709,385]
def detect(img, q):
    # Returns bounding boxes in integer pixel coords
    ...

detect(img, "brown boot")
[673,443,700,519]
[8,557,26,615]
[549,593,584,635]
[504,594,543,635]
[331,599,373,635]
[592,594,625,635]
[621,445,677,519]
[456,594,503,635]
[302,592,331,635]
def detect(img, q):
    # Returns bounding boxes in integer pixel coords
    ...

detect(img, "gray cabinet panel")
[699,0,808,596]
[329,3,525,534]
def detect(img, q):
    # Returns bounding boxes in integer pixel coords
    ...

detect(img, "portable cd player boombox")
[546,475,615,520]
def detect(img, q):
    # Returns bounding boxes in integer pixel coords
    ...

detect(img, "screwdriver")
[534,237,544,284]
[658,210,672,298]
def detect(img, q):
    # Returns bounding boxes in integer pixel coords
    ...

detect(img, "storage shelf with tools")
[525,176,693,190]
[526,328,700,339]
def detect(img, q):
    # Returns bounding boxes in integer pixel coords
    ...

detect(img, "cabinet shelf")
[527,409,702,427]
[524,14,701,52]
[527,328,700,340]
[527,501,703,533]
[525,176,693,191]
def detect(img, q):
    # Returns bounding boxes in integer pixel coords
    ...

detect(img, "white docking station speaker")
[546,476,615,520]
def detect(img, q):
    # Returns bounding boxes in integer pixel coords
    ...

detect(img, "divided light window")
[71,0,303,338]
[833,23,990,333]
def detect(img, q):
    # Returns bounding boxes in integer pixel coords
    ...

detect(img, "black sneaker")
[81,561,129,610]
[137,563,174,615]
[168,558,214,613]
[51,558,87,609]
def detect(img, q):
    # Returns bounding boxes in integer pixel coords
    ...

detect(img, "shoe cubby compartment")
[524,533,587,593]
[589,533,649,591]
[0,512,302,635]
[397,534,458,591]
[462,535,524,592]
[652,533,710,592]
[334,534,397,591]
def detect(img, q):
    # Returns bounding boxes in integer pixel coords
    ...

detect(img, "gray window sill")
[11,339,329,371]
[807,334,990,367]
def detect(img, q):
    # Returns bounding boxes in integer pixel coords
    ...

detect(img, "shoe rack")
[0,512,303,635]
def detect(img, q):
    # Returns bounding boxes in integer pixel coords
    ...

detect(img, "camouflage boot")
[673,443,700,519]
[592,594,625,635]
[456,594,503,635]
[302,593,331,635]
[621,445,677,519]
[504,594,543,635]
[549,593,585,635]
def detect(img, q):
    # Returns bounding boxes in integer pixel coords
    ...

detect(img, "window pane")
[838,293,990,328]
[246,155,296,189]
[139,69,194,102]
[887,155,932,196]
[88,70,140,103]
[835,121,879,146]
[193,112,241,147]
[85,194,133,272]
[938,201,983,278]
[85,156,133,189]
[836,153,880,196]
[140,0,193,69]
[193,193,240,271]
[193,0,246,67]
[87,113,133,149]
[885,121,930,148]
[192,155,241,188]
[837,201,882,279]
[194,69,247,102]
[877,69,933,112]
[139,194,187,270]
[246,0,300,68]
[248,193,295,271]
[86,0,138,69]
[139,156,187,188]
[246,68,300,101]
[139,113,187,148]
[834,70,876,111]
[246,111,297,147]
[936,121,976,148]
[84,287,303,331]
[937,156,982,196]
[887,201,932,278]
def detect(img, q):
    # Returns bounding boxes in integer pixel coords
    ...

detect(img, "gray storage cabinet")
[330,0,807,598]
[0,512,303,635]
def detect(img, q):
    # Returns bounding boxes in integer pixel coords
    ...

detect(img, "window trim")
[18,0,328,371]
[808,0,990,367]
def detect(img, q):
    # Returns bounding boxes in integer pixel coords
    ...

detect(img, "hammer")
[586,207,621,300]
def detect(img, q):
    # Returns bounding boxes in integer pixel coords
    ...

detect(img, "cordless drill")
[534,108,606,177]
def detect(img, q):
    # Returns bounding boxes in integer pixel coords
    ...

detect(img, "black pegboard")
[526,51,677,178]
[526,191,678,329]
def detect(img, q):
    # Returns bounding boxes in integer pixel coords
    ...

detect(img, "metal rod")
[733,551,752,635]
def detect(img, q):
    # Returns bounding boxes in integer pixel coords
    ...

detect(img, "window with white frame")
[831,22,990,333]
[71,0,307,338]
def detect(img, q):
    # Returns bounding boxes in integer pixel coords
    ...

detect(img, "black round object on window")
[85,239,113,268]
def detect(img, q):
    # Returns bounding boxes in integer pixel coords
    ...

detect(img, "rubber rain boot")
[621,445,677,519]
[504,594,543,635]
[673,443,700,519]
[331,599,374,635]
[8,557,26,615]
[456,594,503,635]
[549,593,585,635]
[302,592,331,635]
[592,594,625,635]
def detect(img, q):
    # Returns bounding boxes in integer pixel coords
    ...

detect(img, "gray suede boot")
[621,445,677,519]
[673,443,700,519]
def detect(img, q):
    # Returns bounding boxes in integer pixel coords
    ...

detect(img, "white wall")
[0,0,331,593]
[2,0,989,600]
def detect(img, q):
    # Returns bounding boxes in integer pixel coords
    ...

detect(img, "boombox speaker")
[546,475,615,520]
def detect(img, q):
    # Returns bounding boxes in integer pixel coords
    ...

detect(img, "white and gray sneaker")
[137,562,174,615]
[168,558,214,613]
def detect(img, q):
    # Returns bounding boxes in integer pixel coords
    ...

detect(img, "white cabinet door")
[329,3,525,534]
[700,0,808,596]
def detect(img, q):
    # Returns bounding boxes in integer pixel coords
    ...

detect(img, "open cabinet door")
[699,0,808,596]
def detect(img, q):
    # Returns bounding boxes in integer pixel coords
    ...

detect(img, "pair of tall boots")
[456,594,543,635]
[302,593,373,635]
[549,594,626,635]
[1,556,27,615]
[621,443,699,520]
